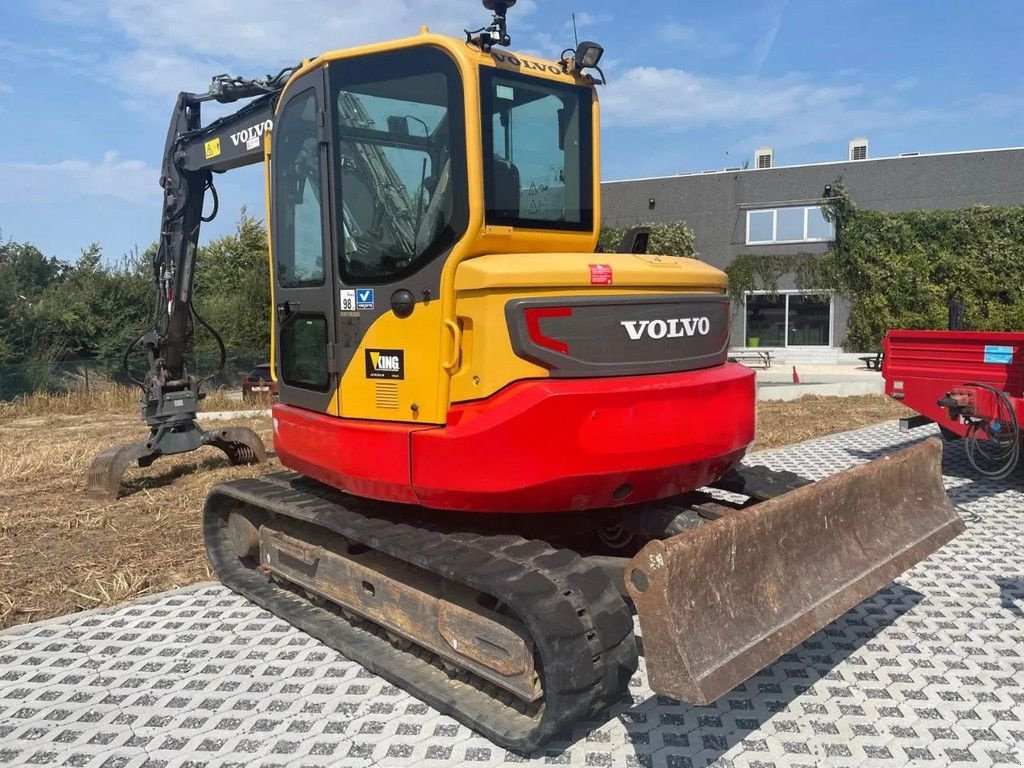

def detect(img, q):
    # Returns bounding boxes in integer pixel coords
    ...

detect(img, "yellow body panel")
[330,300,445,422]
[448,253,728,403]
[453,252,728,292]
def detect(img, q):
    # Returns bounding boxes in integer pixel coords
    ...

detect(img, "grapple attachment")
[85,424,266,499]
[626,437,963,705]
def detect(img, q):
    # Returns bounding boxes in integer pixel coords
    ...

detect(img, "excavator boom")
[84,72,294,497]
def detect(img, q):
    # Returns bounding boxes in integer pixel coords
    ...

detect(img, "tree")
[0,231,68,366]
[191,210,272,365]
[30,244,152,365]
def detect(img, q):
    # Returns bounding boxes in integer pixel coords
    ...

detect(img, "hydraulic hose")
[962,382,1020,480]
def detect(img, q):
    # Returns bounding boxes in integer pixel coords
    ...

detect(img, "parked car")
[242,363,278,402]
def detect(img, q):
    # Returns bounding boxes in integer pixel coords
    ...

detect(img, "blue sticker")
[356,288,375,310]
[984,345,1013,364]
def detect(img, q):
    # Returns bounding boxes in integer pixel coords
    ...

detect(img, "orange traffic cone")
[792,366,800,384]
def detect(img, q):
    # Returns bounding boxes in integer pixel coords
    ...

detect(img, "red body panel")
[883,330,1024,437]
[273,364,756,514]
[272,405,430,504]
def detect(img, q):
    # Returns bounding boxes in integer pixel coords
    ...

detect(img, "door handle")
[442,319,462,373]
[276,300,302,324]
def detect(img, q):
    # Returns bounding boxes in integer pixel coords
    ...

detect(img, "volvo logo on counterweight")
[365,349,404,380]
[620,317,711,340]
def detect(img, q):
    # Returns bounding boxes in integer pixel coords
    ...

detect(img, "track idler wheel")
[227,509,267,559]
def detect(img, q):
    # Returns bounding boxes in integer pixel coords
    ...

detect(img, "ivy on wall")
[726,184,1024,351]
[723,252,835,305]
[828,185,1024,349]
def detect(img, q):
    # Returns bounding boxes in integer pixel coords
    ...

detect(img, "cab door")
[270,70,339,415]
[325,46,468,423]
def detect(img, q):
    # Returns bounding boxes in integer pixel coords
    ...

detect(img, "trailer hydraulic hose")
[963,382,1020,480]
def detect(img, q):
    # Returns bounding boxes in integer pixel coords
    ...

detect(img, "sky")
[0,0,1022,261]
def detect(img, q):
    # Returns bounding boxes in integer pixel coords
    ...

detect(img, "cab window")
[330,47,468,284]
[481,69,593,231]
[272,88,325,288]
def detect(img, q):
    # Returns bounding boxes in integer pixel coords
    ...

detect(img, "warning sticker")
[204,138,221,159]
[589,264,613,285]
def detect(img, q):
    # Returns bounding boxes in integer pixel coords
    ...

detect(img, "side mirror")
[386,115,411,137]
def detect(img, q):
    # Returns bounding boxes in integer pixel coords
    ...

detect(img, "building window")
[745,206,835,244]
[743,291,832,347]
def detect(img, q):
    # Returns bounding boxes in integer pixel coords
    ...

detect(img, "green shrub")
[599,221,696,258]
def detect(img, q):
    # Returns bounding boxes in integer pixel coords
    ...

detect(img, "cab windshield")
[481,69,593,231]
[330,48,467,284]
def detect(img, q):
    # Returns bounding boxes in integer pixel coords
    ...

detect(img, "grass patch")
[0,385,273,419]
[0,393,910,630]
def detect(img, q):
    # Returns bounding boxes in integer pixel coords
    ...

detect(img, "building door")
[744,292,832,348]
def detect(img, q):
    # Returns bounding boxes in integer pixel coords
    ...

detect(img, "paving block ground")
[2,423,1023,767]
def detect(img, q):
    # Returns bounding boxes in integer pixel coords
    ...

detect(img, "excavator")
[85,1,964,751]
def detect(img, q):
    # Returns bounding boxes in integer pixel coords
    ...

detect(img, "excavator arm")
[86,69,296,498]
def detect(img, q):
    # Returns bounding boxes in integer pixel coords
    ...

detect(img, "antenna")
[572,12,579,47]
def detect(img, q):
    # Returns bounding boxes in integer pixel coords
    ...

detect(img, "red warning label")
[589,264,613,285]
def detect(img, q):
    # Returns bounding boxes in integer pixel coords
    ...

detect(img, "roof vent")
[754,146,774,169]
[849,137,869,161]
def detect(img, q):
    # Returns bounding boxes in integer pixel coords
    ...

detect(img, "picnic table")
[728,349,774,369]
[860,351,884,370]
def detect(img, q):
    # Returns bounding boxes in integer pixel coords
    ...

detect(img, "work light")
[575,41,604,69]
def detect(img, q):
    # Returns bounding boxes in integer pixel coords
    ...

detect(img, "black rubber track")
[203,472,638,752]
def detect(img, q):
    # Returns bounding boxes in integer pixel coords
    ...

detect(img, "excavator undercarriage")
[204,438,961,752]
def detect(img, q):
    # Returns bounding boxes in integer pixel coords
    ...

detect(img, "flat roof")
[604,145,1024,185]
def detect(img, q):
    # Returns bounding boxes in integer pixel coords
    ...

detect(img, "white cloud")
[566,12,612,32]
[32,0,543,103]
[0,151,158,204]
[751,0,789,73]
[0,82,12,94]
[0,38,99,68]
[601,66,941,153]
[657,23,740,57]
[893,77,919,92]
[603,67,862,129]
[970,92,1024,120]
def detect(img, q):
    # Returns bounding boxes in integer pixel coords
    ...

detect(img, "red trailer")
[883,329,1024,478]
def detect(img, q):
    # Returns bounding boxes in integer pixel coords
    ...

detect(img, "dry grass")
[0,393,909,630]
[0,412,276,629]
[755,394,910,450]
[0,385,272,419]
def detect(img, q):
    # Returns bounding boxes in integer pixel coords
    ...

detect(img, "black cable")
[961,381,1020,480]
[191,300,226,391]
[201,175,219,223]
[120,324,153,392]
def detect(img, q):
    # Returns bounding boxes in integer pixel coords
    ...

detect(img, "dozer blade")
[625,437,963,705]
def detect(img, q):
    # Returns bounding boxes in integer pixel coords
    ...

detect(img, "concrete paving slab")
[2,423,1023,767]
